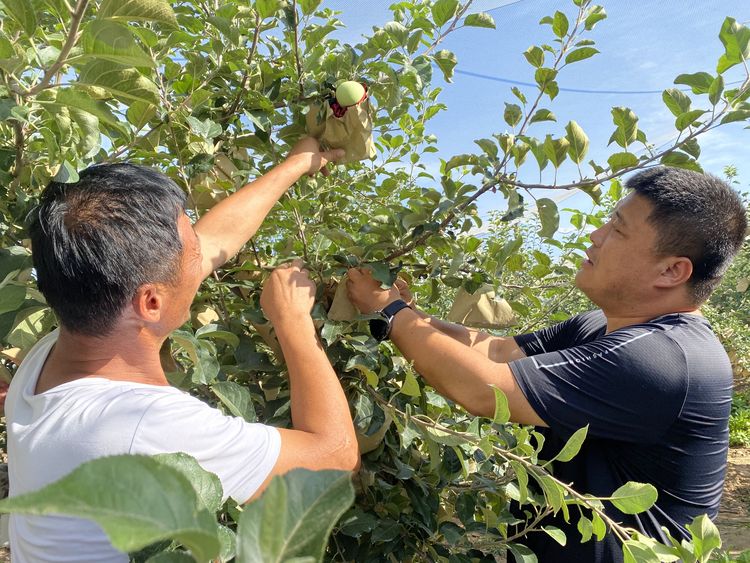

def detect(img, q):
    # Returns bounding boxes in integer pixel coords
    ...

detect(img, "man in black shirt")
[346,167,747,561]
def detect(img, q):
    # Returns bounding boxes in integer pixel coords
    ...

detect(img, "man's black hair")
[28,163,187,336]
[626,166,747,304]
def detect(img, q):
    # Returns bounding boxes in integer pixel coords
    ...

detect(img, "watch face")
[369,318,389,341]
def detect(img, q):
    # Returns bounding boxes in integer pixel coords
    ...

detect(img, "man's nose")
[589,223,609,246]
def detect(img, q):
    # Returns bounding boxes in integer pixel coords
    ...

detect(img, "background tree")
[0,0,749,560]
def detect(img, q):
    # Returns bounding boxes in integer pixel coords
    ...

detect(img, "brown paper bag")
[305,99,376,163]
[327,276,359,321]
[447,284,516,329]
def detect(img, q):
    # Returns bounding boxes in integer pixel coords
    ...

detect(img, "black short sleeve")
[514,310,606,356]
[509,326,688,442]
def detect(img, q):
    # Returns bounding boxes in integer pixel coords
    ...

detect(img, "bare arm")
[394,279,527,363]
[194,139,344,279]
[348,270,545,425]
[250,261,359,500]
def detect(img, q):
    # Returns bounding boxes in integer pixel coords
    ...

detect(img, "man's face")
[575,192,667,309]
[163,213,204,330]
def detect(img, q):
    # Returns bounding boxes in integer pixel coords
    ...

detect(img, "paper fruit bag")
[305,91,376,163]
[447,284,516,329]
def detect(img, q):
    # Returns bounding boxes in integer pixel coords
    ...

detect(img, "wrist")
[268,312,314,332]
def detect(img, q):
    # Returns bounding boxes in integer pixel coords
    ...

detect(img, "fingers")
[326,148,346,162]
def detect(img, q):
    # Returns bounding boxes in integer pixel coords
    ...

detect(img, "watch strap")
[381,299,411,320]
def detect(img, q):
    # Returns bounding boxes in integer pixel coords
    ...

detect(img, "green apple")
[335,81,366,107]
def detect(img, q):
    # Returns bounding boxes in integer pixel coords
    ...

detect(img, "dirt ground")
[718,447,750,556]
[0,450,748,562]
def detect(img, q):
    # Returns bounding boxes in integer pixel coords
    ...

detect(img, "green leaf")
[623,540,660,563]
[529,109,556,123]
[608,152,639,173]
[0,284,26,315]
[256,0,280,19]
[70,108,101,157]
[552,11,569,38]
[662,88,691,117]
[212,380,257,423]
[675,109,708,131]
[146,553,194,563]
[577,516,593,542]
[565,121,589,164]
[565,47,599,64]
[504,103,522,127]
[551,425,588,463]
[507,542,538,563]
[542,525,567,546]
[523,46,544,68]
[686,514,721,558]
[298,0,321,15]
[464,12,495,29]
[491,386,510,424]
[674,72,714,94]
[77,61,159,106]
[431,0,458,27]
[680,138,701,159]
[54,88,120,127]
[82,20,154,67]
[53,161,80,183]
[444,153,482,172]
[433,49,457,82]
[509,460,528,503]
[610,106,639,147]
[98,0,177,26]
[660,151,702,172]
[717,17,750,73]
[609,482,658,514]
[584,6,606,30]
[720,109,750,124]
[708,75,724,106]
[591,512,607,540]
[0,455,220,560]
[0,0,37,36]
[366,262,398,287]
[542,135,568,168]
[152,452,223,513]
[171,330,220,385]
[401,369,421,398]
[533,472,565,513]
[236,469,354,563]
[536,197,559,238]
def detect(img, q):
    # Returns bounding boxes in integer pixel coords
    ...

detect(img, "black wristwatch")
[369,300,411,342]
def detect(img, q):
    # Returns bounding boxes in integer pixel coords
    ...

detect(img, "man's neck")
[603,305,701,334]
[37,325,168,393]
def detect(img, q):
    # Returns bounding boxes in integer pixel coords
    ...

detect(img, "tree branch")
[222,12,262,122]
[291,0,305,98]
[423,0,475,57]
[25,0,89,96]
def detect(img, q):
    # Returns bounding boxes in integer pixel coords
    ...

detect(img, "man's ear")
[132,284,166,323]
[655,257,693,289]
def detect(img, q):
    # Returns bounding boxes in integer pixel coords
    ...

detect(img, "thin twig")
[222,12,262,121]
[24,0,89,96]
[423,0,475,56]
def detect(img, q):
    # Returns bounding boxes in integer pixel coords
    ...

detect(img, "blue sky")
[326,0,750,221]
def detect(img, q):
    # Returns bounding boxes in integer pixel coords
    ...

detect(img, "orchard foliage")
[1,0,750,561]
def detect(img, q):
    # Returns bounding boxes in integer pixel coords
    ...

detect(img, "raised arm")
[251,261,359,499]
[393,278,527,364]
[347,270,545,425]
[194,138,344,279]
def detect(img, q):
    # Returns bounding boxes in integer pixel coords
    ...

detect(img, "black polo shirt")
[508,310,732,562]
